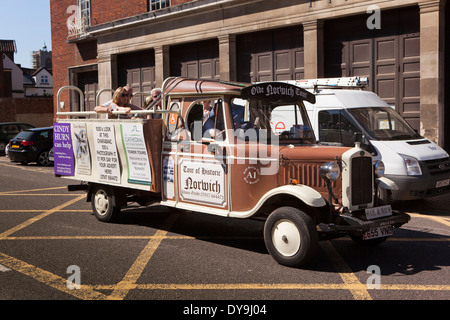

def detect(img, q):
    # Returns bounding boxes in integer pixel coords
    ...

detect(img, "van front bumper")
[384,173,450,201]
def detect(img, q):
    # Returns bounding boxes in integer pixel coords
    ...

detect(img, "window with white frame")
[68,0,91,36]
[149,0,170,11]
[79,0,91,26]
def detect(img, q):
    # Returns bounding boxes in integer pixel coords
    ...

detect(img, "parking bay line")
[1,202,448,299]
[320,241,373,300]
[0,251,108,300]
[1,233,449,298]
[0,186,68,195]
[2,248,448,298]
[408,212,450,228]
[107,213,180,300]
[0,194,86,239]
[88,283,450,292]
[2,235,449,241]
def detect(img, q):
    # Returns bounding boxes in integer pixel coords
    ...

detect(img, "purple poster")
[53,123,74,176]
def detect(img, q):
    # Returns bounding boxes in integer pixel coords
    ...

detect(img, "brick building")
[50,0,449,150]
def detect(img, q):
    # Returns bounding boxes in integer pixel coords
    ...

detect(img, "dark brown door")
[236,26,304,83]
[77,71,98,111]
[324,7,420,130]
[118,50,156,108]
[170,39,219,80]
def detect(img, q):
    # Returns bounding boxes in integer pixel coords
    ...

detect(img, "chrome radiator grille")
[351,156,373,206]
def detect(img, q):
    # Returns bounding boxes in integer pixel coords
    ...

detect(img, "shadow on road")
[113,205,449,273]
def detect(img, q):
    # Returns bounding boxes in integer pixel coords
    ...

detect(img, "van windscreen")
[347,107,421,141]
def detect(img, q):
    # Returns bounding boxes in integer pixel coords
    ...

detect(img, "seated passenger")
[94,86,133,118]
[144,88,163,119]
[202,100,215,135]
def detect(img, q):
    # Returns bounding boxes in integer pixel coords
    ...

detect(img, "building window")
[67,0,91,37]
[149,0,170,11]
[79,0,91,27]
[41,75,49,84]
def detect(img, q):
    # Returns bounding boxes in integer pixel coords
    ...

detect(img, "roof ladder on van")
[287,76,369,92]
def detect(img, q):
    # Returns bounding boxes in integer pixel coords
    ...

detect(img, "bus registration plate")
[363,226,393,240]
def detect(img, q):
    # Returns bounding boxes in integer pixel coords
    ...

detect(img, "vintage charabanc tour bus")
[54,77,410,267]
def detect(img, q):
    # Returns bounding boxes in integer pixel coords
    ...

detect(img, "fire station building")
[50,0,450,150]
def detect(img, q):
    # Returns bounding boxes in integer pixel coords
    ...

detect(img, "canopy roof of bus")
[162,78,316,105]
[163,77,247,97]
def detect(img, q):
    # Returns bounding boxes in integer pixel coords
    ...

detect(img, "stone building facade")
[50,0,449,150]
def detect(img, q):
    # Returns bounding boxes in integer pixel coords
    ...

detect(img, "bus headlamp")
[319,162,341,182]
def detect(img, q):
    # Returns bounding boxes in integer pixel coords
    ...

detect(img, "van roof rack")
[286,76,369,91]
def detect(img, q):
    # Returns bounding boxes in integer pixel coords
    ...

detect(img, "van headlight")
[319,162,340,182]
[374,160,385,177]
[400,154,422,176]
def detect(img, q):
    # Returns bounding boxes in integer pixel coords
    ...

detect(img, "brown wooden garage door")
[324,7,420,130]
[170,39,219,80]
[118,50,156,108]
[77,70,98,111]
[237,26,304,83]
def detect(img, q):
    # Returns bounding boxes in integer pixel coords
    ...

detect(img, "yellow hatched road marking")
[0,194,86,239]
[0,251,107,300]
[107,213,180,300]
[90,283,450,291]
[0,183,449,299]
[320,241,372,300]
[1,235,449,241]
[408,212,450,228]
[0,186,68,195]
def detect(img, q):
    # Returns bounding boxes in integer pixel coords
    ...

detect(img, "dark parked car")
[7,126,53,166]
[0,122,35,154]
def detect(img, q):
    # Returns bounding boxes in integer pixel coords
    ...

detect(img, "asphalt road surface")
[0,156,449,311]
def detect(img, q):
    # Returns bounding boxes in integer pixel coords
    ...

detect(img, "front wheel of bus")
[264,207,318,268]
[91,185,120,222]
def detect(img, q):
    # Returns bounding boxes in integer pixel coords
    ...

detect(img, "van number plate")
[365,205,392,220]
[436,179,450,188]
[363,226,393,240]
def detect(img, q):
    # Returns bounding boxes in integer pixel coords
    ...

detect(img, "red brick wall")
[50,1,95,117]
[91,0,147,25]
[0,98,54,127]
[50,0,195,115]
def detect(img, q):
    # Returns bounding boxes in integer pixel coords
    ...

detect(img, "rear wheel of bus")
[264,207,318,267]
[91,184,121,222]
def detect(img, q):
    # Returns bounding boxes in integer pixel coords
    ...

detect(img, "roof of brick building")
[0,40,17,53]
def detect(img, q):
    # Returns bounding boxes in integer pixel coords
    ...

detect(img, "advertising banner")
[121,123,152,185]
[179,159,226,207]
[53,123,74,176]
[93,124,120,184]
[71,122,91,176]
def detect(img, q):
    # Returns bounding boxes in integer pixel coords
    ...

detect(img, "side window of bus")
[186,99,225,141]
[166,101,188,141]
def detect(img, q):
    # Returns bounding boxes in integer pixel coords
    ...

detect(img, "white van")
[275,77,450,202]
